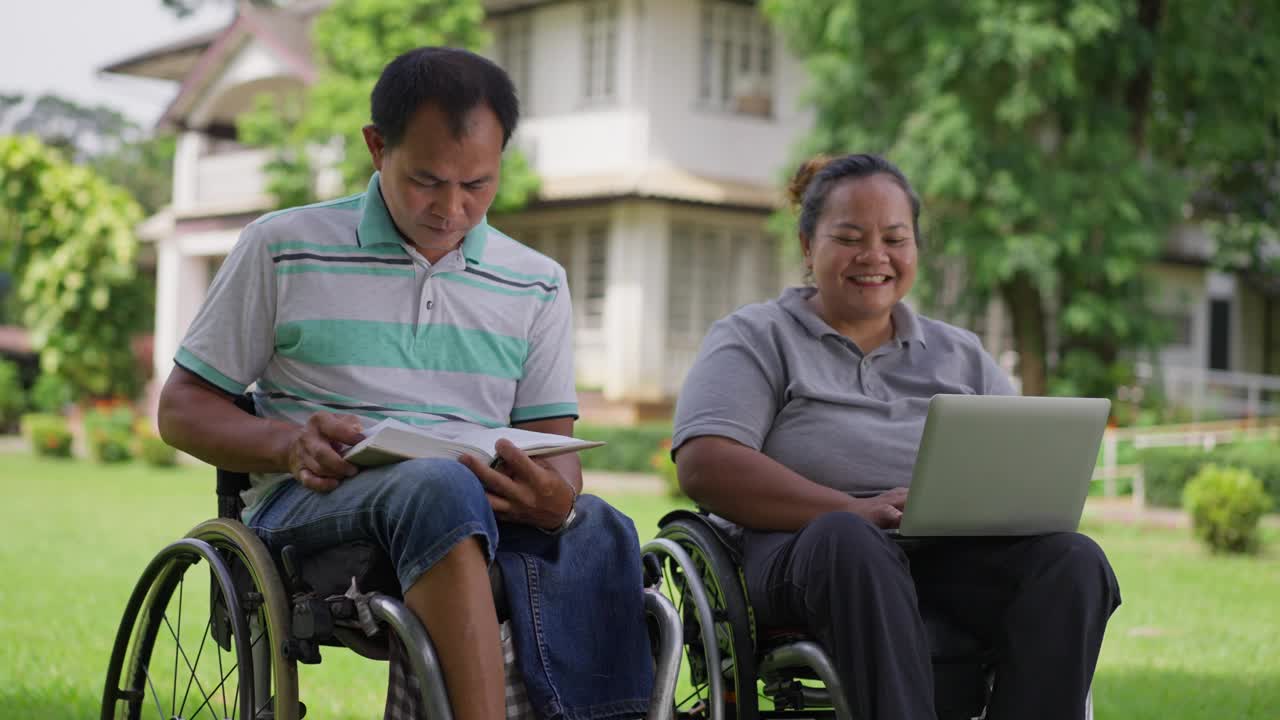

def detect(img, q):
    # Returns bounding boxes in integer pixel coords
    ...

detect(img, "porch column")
[602,201,669,402]
[152,236,211,385]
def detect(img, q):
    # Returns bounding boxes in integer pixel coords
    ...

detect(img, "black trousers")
[743,512,1121,720]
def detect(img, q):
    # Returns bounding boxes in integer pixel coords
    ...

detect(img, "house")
[103,0,807,422]
[104,0,1277,421]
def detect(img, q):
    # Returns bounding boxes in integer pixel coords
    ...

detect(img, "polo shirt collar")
[778,286,928,349]
[357,172,489,263]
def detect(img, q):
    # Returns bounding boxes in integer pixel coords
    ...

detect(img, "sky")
[0,0,234,128]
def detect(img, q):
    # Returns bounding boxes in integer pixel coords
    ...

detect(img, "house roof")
[102,2,321,131]
[99,30,221,82]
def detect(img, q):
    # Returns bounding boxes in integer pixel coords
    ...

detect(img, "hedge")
[1141,442,1280,509]
[576,422,673,473]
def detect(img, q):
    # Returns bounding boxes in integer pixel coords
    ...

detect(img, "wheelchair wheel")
[102,519,297,720]
[647,515,759,720]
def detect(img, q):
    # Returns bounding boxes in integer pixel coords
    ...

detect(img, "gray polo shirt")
[672,286,1016,496]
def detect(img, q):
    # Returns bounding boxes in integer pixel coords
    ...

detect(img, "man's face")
[363,103,504,260]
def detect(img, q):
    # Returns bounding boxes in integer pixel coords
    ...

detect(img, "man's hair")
[371,47,520,149]
[796,153,923,248]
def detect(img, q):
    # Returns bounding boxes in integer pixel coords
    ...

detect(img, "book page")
[453,426,592,454]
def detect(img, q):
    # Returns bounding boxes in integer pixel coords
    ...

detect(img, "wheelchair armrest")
[656,508,744,562]
[215,393,259,519]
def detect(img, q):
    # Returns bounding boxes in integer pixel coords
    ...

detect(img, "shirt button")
[425,300,434,310]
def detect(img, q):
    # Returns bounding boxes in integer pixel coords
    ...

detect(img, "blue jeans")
[247,459,654,720]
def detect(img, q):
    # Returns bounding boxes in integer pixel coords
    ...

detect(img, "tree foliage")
[764,0,1280,397]
[0,92,175,215]
[238,0,539,211]
[0,135,150,400]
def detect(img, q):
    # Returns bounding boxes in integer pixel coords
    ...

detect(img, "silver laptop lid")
[898,395,1111,537]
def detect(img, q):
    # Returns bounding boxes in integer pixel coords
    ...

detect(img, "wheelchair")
[100,395,685,720]
[642,509,1094,720]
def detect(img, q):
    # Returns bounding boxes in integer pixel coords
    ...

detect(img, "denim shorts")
[247,457,499,593]
[247,458,655,719]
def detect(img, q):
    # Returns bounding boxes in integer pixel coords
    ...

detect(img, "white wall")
[492,0,810,191]
[1149,263,1208,371]
[643,0,811,186]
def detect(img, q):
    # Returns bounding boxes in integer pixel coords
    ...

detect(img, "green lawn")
[2,452,1278,719]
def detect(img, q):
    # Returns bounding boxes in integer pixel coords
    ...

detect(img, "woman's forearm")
[676,436,858,531]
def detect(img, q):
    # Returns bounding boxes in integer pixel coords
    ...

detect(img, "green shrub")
[1141,446,1212,507]
[1182,465,1272,554]
[1141,442,1280,509]
[650,439,684,498]
[19,413,73,458]
[0,359,25,432]
[83,406,136,464]
[29,372,74,414]
[576,423,673,473]
[136,434,178,467]
[1218,443,1280,510]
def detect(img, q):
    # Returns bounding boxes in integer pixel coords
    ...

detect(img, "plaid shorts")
[384,619,535,720]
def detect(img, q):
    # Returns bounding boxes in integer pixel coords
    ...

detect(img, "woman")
[671,154,1120,720]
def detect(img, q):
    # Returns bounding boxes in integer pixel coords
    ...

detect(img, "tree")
[764,0,1280,398]
[0,92,175,215]
[238,0,539,211]
[0,135,150,400]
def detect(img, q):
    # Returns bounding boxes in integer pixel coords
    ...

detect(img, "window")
[699,1,773,117]
[495,13,534,110]
[583,0,619,104]
[520,222,610,332]
[668,222,779,341]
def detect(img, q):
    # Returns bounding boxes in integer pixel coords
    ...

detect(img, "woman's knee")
[802,511,899,562]
[1040,532,1121,604]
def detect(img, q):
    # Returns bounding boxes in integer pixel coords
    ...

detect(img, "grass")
[2,452,1278,718]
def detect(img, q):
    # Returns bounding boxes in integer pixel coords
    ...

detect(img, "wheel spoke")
[173,572,183,713]
[217,616,229,720]
[162,613,217,715]
[186,659,241,720]
[678,682,709,708]
[142,664,169,719]
[177,615,216,719]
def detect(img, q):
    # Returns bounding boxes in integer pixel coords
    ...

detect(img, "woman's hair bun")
[786,154,834,208]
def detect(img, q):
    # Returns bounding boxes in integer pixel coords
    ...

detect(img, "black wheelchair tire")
[656,516,760,720]
[101,520,298,720]
[101,537,256,719]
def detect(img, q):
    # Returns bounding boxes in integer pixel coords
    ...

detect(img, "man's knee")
[567,494,644,575]
[375,458,492,527]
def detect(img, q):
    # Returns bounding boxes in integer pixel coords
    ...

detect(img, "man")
[158,47,653,720]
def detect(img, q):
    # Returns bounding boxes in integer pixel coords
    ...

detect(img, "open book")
[342,418,605,468]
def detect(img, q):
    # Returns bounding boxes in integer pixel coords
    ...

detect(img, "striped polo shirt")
[177,173,578,511]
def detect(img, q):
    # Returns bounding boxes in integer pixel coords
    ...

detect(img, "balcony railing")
[191,148,273,213]
[1137,361,1280,420]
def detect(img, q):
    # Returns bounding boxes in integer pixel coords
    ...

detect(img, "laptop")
[894,394,1111,537]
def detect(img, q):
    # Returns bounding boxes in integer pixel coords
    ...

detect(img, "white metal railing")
[1136,362,1280,420]
[1095,418,1280,508]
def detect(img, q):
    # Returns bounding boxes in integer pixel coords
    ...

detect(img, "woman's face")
[803,174,918,329]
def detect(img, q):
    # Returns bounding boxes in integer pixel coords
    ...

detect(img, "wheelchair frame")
[100,395,684,720]
[644,510,1095,720]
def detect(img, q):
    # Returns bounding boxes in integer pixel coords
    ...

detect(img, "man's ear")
[362,125,385,171]
[800,235,813,269]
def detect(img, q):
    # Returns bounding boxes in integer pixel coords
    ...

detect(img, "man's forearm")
[157,368,299,474]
